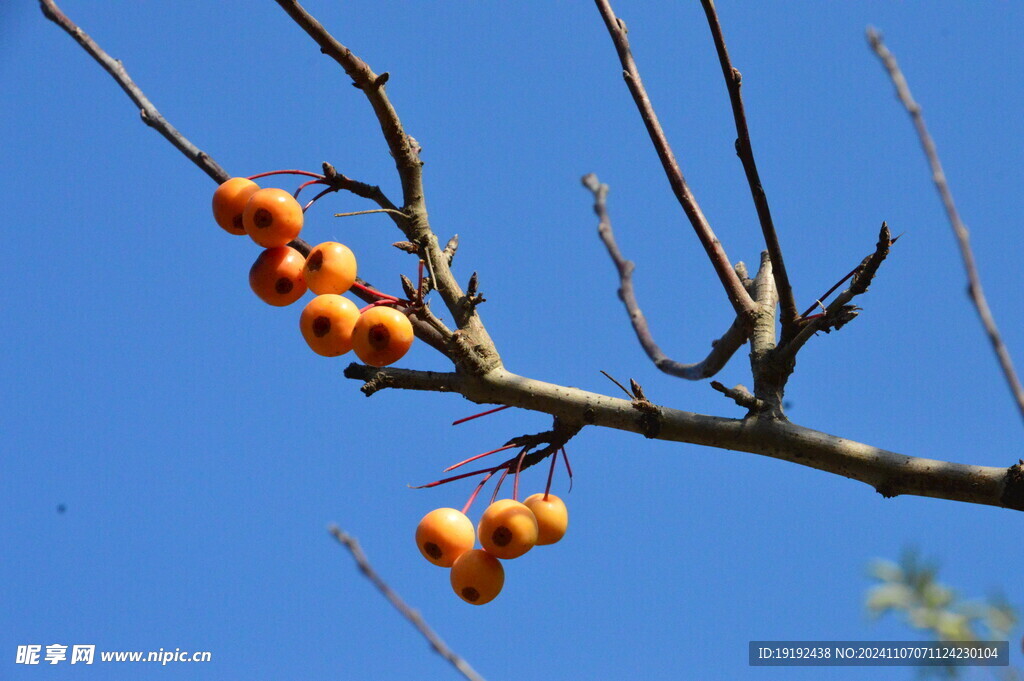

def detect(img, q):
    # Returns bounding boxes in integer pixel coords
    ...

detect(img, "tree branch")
[583,174,748,379]
[273,0,501,373]
[344,364,460,397]
[867,28,1024,425]
[700,0,800,338]
[344,365,1024,512]
[748,251,789,417]
[593,0,758,322]
[39,0,229,184]
[46,0,1024,519]
[328,526,486,681]
[710,381,764,412]
[272,1,422,209]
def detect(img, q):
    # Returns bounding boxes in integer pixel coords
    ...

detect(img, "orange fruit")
[351,306,414,367]
[477,499,538,560]
[450,549,504,605]
[212,177,259,235]
[415,508,475,567]
[523,493,568,545]
[299,295,360,357]
[249,246,307,306]
[242,188,303,248]
[303,242,358,295]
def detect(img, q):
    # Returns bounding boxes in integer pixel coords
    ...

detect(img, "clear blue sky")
[3,2,1022,679]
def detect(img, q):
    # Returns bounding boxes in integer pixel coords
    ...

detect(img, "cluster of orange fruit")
[211,177,413,366]
[416,494,568,605]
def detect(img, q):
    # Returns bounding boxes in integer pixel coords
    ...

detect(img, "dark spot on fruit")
[368,323,391,349]
[491,526,512,547]
[313,316,331,337]
[232,214,244,230]
[461,587,480,602]
[424,542,442,560]
[307,250,324,271]
[254,207,273,229]
[275,277,294,295]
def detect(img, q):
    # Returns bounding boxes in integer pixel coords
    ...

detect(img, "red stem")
[543,448,558,500]
[443,443,518,473]
[512,449,528,502]
[358,300,402,314]
[417,259,425,305]
[460,469,496,516]
[352,280,399,302]
[247,169,324,181]
[451,405,512,426]
[561,448,573,493]
[490,467,510,504]
[411,464,501,489]
[302,185,336,213]
[293,178,327,199]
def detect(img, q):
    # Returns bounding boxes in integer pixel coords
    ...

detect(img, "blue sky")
[3,2,1022,679]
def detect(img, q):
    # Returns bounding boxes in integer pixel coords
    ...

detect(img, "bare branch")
[700,0,800,338]
[592,0,758,322]
[274,1,500,373]
[328,526,486,681]
[867,28,1024,424]
[343,364,1024,512]
[273,1,423,209]
[46,0,1024,521]
[583,174,748,379]
[39,0,229,183]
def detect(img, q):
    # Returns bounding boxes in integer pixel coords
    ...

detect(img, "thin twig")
[799,233,901,319]
[583,174,748,379]
[778,223,892,362]
[710,381,764,412]
[344,364,460,397]
[320,164,400,217]
[700,0,800,338]
[334,208,408,219]
[442,235,459,265]
[599,370,634,399]
[867,28,1024,424]
[273,1,422,207]
[328,526,485,681]
[321,163,404,218]
[592,0,757,322]
[39,0,228,184]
